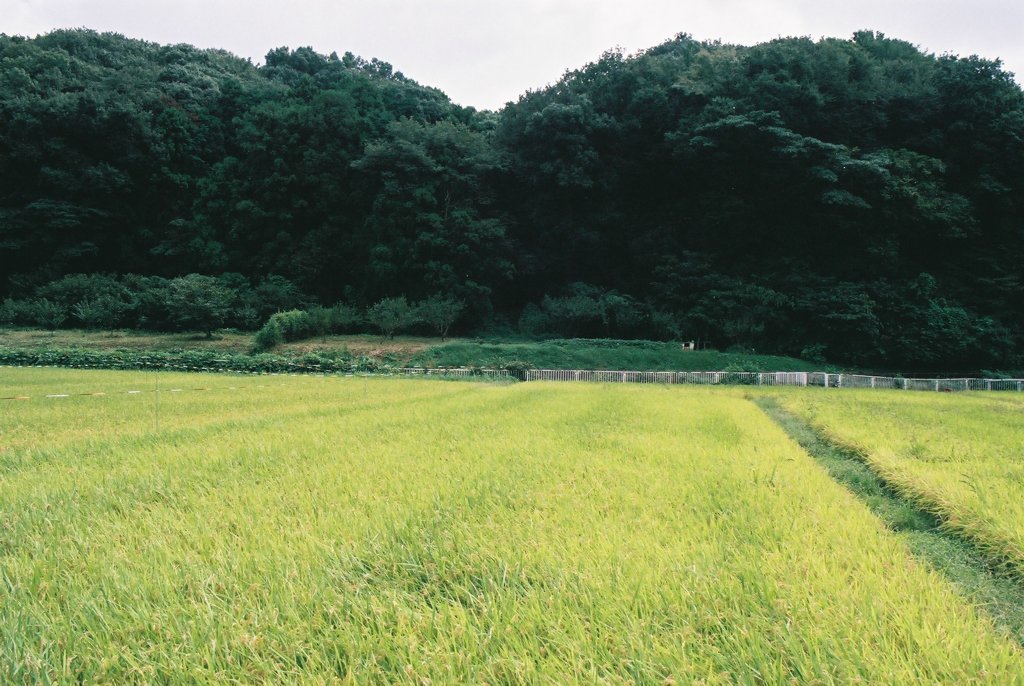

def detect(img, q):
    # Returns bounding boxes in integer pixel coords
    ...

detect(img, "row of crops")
[1,368,1023,682]
[775,388,1024,580]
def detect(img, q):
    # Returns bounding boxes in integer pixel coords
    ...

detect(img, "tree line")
[1,29,1022,371]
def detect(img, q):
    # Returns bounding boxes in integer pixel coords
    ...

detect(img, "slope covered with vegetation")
[1,29,1022,371]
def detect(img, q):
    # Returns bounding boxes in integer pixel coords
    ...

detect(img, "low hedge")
[0,347,395,375]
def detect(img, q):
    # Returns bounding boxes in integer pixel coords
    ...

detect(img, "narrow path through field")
[755,396,1024,647]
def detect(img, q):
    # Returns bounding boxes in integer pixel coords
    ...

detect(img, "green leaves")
[166,274,234,337]
[366,297,416,339]
[1,29,1023,370]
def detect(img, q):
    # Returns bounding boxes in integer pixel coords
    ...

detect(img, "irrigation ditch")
[754,396,1024,647]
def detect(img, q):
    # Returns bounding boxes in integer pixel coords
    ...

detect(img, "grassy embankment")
[0,367,1020,683]
[0,327,826,372]
[774,388,1024,580]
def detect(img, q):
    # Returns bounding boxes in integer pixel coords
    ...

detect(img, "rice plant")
[1,369,1021,683]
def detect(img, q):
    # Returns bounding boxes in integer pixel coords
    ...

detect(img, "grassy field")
[409,339,829,372]
[2,368,1022,683]
[775,389,1024,580]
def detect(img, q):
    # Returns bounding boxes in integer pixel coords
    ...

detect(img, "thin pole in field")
[155,367,160,432]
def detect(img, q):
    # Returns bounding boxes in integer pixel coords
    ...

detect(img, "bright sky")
[5,0,1022,110]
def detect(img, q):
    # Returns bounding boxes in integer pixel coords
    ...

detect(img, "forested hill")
[1,29,1023,371]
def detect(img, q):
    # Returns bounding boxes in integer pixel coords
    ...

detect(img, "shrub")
[307,306,333,341]
[166,274,234,337]
[36,274,133,329]
[416,294,464,341]
[330,303,364,334]
[121,274,172,330]
[251,309,317,351]
[252,319,285,352]
[254,275,306,318]
[517,303,551,337]
[366,297,417,339]
[73,295,129,332]
[0,298,38,326]
[31,299,68,331]
[272,310,313,340]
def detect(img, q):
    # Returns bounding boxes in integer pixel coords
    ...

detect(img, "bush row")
[0,347,397,375]
[0,273,308,333]
[253,295,465,351]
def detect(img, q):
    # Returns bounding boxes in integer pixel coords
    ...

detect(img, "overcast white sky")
[4,0,1022,110]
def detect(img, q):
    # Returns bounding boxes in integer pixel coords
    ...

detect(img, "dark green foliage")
[31,299,68,331]
[1,272,305,333]
[269,310,314,341]
[251,310,311,351]
[120,275,173,330]
[0,298,69,329]
[530,283,679,340]
[251,318,285,352]
[251,302,366,350]
[0,299,38,326]
[328,303,363,333]
[72,296,127,332]
[166,274,234,337]
[0,346,364,374]
[1,29,1022,371]
[366,297,417,339]
[412,338,827,372]
[416,294,464,340]
[253,276,307,319]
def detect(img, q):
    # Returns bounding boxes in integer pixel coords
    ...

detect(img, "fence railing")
[521,370,813,385]
[522,369,1024,391]
[394,367,512,380]
[5,360,1021,391]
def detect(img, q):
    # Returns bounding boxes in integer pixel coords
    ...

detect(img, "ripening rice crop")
[1,368,1021,683]
[774,388,1024,580]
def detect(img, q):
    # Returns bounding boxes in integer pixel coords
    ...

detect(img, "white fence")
[395,367,512,380]
[6,361,1019,391]
[522,369,1024,391]
[521,370,812,385]
[811,374,1024,392]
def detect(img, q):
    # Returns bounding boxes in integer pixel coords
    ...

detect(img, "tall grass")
[0,369,1020,683]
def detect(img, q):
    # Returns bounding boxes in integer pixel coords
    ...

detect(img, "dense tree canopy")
[1,29,1022,371]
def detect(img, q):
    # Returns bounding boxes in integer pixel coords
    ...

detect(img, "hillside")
[1,29,1022,371]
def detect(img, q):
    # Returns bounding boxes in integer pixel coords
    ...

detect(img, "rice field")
[1,368,1023,684]
[774,388,1024,580]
